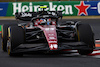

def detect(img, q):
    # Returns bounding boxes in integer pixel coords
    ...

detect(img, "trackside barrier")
[0,1,100,16]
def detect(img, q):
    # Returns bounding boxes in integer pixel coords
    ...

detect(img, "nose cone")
[38,25,58,50]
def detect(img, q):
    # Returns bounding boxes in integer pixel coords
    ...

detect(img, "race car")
[1,6,95,56]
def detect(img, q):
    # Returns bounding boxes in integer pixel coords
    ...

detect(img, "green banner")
[4,1,100,16]
[6,1,80,16]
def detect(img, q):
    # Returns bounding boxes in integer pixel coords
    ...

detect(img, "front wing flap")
[11,42,93,53]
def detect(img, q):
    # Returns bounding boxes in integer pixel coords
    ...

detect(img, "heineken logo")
[12,1,93,16]
[12,2,73,15]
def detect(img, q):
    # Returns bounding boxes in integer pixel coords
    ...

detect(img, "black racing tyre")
[7,26,24,57]
[1,24,17,52]
[77,24,95,55]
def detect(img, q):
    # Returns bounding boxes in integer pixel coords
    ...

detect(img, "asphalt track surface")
[0,19,100,67]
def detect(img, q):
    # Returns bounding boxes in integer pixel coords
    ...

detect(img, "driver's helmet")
[40,19,45,22]
[34,18,52,26]
[40,18,46,24]
[47,18,51,25]
[34,18,46,26]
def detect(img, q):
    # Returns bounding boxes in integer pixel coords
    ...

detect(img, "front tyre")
[1,25,8,51]
[77,24,95,55]
[1,24,17,52]
[7,26,24,57]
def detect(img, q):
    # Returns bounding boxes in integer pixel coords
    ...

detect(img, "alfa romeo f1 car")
[1,6,95,56]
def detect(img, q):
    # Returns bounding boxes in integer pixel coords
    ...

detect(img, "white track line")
[92,50,100,54]
[95,40,100,43]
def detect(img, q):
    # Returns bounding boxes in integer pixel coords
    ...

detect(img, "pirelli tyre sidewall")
[1,24,17,52]
[77,24,95,55]
[7,26,24,56]
[1,24,9,52]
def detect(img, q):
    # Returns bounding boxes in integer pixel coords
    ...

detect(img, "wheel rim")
[8,46,10,55]
[77,30,80,41]
[7,27,11,55]
[7,40,11,55]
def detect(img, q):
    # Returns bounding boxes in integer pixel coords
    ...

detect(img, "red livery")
[1,6,95,56]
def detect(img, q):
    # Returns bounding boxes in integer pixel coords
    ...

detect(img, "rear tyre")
[7,26,24,57]
[77,24,95,55]
[1,24,17,52]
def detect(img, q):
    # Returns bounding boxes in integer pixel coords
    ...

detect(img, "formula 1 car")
[1,6,95,56]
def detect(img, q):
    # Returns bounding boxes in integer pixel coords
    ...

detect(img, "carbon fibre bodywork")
[5,10,95,55]
[9,23,94,53]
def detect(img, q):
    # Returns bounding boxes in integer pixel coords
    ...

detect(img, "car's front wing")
[11,42,94,54]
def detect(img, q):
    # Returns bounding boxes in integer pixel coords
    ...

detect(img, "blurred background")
[0,0,100,2]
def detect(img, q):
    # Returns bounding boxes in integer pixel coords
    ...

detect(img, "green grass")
[0,17,15,19]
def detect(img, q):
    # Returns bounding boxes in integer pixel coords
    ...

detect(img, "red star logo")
[74,1,90,16]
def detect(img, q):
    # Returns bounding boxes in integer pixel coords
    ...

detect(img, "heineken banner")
[0,1,100,16]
